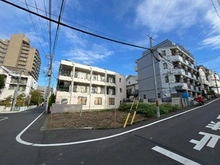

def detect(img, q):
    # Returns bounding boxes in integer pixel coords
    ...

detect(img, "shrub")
[118,103,180,118]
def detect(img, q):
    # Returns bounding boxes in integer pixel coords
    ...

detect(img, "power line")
[152,0,172,37]
[211,0,220,19]
[17,0,128,44]
[0,0,150,50]
[52,0,66,55]
[33,0,48,53]
[24,0,47,54]
[196,54,220,64]
[49,0,52,56]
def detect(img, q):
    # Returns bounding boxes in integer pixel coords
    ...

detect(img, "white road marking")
[0,117,8,121]
[190,132,220,151]
[16,99,218,147]
[206,121,220,130]
[152,146,201,165]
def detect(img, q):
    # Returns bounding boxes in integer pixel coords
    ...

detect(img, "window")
[120,88,122,93]
[77,96,87,105]
[163,63,168,69]
[92,87,98,93]
[161,50,166,55]
[165,75,169,83]
[119,78,121,82]
[109,98,115,105]
[93,75,97,81]
[74,72,79,78]
[144,95,146,99]
[94,97,102,105]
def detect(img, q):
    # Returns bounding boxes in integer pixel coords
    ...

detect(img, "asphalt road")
[0,99,219,165]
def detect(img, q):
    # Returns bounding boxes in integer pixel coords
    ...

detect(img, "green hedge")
[118,103,180,118]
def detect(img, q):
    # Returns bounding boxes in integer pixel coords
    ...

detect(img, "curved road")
[0,100,219,164]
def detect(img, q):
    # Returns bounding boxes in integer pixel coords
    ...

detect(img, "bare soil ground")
[47,110,148,129]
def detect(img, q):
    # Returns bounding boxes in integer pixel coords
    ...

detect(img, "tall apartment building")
[56,60,126,110]
[0,34,41,81]
[136,39,200,100]
[197,65,220,95]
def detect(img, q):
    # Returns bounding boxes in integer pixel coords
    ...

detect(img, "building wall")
[0,34,41,81]
[136,50,162,99]
[126,75,139,98]
[0,66,37,100]
[3,34,25,67]
[0,39,9,65]
[56,60,126,110]
[214,74,220,95]
[136,39,200,100]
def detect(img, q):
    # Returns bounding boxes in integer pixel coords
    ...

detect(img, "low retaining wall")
[0,105,37,112]
[51,104,82,114]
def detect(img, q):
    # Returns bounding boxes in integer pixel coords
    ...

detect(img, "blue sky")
[0,0,220,88]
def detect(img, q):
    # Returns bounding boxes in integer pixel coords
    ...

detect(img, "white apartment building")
[197,65,220,95]
[136,39,201,101]
[56,60,126,110]
[0,66,37,100]
[126,75,138,99]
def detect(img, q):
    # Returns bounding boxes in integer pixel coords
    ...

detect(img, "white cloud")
[200,35,220,50]
[134,0,208,34]
[62,28,87,47]
[199,7,220,49]
[64,44,114,65]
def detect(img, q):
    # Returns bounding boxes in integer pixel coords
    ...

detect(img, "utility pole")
[214,73,220,96]
[11,70,22,111]
[45,0,52,114]
[45,56,52,114]
[149,36,160,118]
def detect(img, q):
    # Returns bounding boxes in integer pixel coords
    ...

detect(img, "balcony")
[59,75,72,81]
[173,82,188,90]
[170,55,184,63]
[185,60,189,65]
[173,69,185,75]
[21,50,29,55]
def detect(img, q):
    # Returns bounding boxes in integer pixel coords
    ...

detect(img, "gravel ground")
[47,110,148,129]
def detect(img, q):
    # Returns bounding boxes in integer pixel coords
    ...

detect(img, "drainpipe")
[70,64,75,104]
[89,68,92,110]
[105,71,107,109]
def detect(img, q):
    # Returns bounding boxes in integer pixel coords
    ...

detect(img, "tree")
[0,75,5,91]
[16,93,25,106]
[0,96,12,107]
[47,94,55,113]
[30,90,43,105]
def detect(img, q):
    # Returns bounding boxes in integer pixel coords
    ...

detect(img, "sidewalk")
[0,105,38,113]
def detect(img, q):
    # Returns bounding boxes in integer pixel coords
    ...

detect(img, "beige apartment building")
[0,34,41,81]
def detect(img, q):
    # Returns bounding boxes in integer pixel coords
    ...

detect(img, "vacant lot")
[47,110,148,129]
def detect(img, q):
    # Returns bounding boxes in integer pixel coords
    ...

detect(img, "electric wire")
[52,0,66,55]
[24,0,46,54]
[196,54,220,64]
[49,0,52,57]
[16,0,129,45]
[0,0,150,50]
[211,0,220,19]
[43,0,48,17]
[33,0,48,54]
[151,0,172,37]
